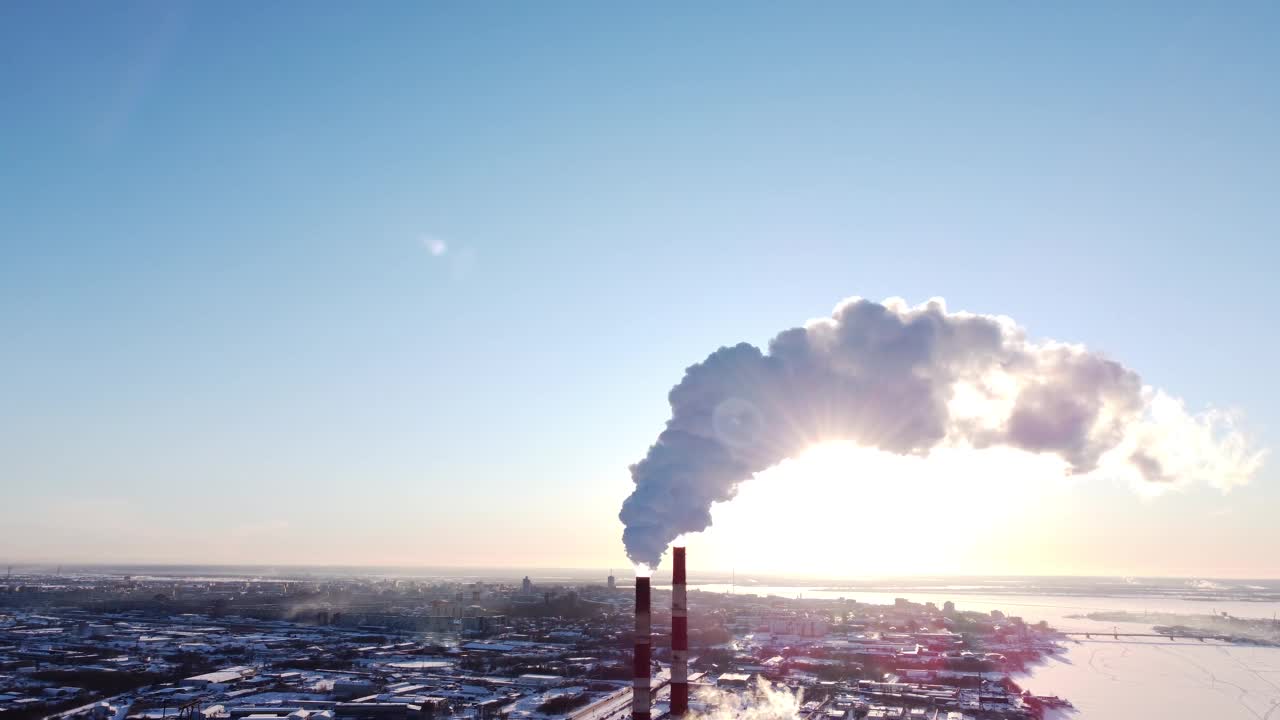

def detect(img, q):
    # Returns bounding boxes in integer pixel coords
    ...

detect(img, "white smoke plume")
[620,296,1266,568]
[691,677,803,720]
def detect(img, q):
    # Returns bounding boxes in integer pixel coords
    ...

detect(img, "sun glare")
[694,441,1072,577]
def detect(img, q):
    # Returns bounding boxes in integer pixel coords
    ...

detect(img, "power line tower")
[177,699,201,720]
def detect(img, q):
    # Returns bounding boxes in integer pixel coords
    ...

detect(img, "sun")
[690,440,1069,577]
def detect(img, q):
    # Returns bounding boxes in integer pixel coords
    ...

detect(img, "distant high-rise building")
[522,576,532,595]
[607,570,616,590]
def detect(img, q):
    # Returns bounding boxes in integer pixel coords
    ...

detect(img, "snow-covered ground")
[1023,633,1280,719]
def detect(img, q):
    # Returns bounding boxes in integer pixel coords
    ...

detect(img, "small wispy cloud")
[421,234,448,257]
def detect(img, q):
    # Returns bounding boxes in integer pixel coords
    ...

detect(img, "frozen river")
[688,583,1280,719]
[1024,635,1280,719]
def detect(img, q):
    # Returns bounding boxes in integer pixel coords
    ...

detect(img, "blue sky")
[2,2,1277,576]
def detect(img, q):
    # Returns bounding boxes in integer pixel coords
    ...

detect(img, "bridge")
[1061,630,1221,642]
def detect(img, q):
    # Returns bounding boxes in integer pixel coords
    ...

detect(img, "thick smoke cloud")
[620,297,1265,568]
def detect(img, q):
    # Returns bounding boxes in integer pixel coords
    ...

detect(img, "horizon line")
[4,561,1278,583]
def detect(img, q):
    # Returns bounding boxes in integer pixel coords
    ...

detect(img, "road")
[573,672,674,720]
[572,687,634,720]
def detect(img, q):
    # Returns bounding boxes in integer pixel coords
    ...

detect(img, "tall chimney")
[633,576,651,720]
[671,547,689,716]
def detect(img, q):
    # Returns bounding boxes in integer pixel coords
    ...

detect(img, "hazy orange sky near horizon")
[7,441,1275,579]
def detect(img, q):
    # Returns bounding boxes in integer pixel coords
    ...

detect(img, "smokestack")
[633,576,651,720]
[671,547,688,716]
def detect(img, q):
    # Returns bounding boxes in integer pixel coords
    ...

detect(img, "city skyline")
[3,2,1279,578]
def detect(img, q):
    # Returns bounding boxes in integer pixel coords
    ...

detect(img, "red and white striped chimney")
[633,576,651,720]
[671,547,688,716]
